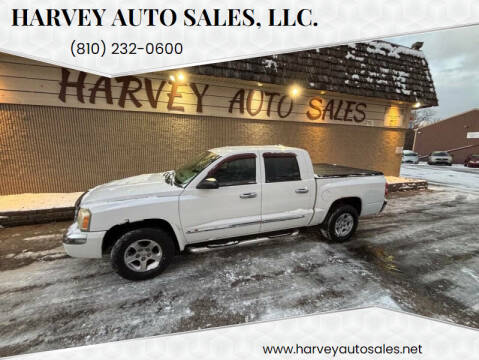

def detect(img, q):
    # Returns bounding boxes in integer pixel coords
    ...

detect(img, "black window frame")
[207,153,257,187]
[263,152,302,183]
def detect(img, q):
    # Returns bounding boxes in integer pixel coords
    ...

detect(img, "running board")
[185,230,300,254]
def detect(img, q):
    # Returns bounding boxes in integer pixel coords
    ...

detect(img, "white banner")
[9,308,479,360]
[0,0,478,76]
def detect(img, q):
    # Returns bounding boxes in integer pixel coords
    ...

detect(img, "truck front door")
[179,153,262,243]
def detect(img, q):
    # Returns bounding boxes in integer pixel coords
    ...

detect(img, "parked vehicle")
[464,154,479,168]
[402,150,419,164]
[64,146,387,280]
[427,151,453,165]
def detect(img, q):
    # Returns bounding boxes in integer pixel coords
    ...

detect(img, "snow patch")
[0,192,82,212]
[366,41,425,59]
[345,52,364,61]
[263,59,278,72]
[24,234,62,242]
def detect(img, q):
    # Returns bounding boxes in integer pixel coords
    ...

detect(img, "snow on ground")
[400,163,479,191]
[0,187,478,356]
[0,193,82,212]
[385,176,424,184]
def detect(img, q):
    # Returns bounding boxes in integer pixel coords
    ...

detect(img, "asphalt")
[0,185,478,357]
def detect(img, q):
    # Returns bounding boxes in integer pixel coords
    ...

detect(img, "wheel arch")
[326,197,362,219]
[102,219,182,255]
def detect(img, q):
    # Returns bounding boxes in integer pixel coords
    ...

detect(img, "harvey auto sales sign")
[0,54,408,128]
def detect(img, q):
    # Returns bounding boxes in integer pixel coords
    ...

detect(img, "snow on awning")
[188,40,438,108]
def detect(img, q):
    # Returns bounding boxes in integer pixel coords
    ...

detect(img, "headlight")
[77,208,91,231]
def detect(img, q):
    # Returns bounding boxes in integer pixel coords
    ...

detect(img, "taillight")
[385,183,389,197]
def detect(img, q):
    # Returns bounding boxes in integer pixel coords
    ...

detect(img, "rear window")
[264,154,301,183]
[432,151,449,156]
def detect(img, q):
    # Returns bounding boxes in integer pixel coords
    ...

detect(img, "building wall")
[0,103,405,195]
[414,109,479,163]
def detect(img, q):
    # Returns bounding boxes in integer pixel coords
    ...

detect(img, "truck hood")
[81,171,183,205]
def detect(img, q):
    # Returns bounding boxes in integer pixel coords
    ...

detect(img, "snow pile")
[0,193,82,212]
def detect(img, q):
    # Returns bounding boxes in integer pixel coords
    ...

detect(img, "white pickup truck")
[64,146,387,280]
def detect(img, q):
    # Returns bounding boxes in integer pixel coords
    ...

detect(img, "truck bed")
[313,163,383,178]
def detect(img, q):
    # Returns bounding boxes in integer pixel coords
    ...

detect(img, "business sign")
[467,132,479,139]
[0,53,409,128]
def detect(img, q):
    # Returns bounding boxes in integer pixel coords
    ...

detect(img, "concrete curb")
[387,180,428,192]
[0,207,74,227]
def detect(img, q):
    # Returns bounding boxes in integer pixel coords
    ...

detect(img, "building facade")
[0,41,437,195]
[413,109,479,163]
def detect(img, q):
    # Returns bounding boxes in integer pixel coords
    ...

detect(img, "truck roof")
[209,145,303,156]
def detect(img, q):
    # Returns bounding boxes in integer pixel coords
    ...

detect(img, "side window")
[213,157,256,187]
[264,154,301,183]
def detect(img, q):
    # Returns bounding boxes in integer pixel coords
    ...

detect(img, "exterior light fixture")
[289,85,301,98]
[169,72,187,83]
[257,82,263,87]
[177,72,186,82]
[413,101,422,108]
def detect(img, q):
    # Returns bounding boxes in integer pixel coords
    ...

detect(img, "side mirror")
[197,177,219,189]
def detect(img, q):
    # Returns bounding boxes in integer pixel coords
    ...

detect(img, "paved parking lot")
[401,163,479,191]
[1,179,478,356]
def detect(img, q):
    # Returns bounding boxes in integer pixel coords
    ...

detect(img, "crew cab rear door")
[260,151,315,232]
[179,153,261,243]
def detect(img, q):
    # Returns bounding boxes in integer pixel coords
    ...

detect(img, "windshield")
[472,155,479,159]
[174,151,220,187]
[432,152,449,156]
[403,151,417,156]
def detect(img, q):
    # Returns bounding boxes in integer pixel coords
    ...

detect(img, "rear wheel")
[111,228,175,281]
[321,205,359,242]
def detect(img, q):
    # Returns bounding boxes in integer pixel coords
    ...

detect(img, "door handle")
[240,192,257,199]
[295,187,309,194]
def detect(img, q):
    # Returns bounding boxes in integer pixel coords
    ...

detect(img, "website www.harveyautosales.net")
[262,343,423,357]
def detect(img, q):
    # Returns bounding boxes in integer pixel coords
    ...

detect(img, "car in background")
[464,154,479,168]
[427,151,453,166]
[402,150,419,164]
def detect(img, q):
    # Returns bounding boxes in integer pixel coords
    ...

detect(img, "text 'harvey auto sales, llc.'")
[11,8,319,28]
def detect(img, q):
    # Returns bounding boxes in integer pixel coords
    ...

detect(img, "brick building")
[413,109,479,163]
[0,41,437,195]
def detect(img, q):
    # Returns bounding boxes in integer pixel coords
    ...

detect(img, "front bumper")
[63,223,105,258]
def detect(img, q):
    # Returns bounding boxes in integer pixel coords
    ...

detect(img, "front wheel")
[111,228,175,281]
[321,205,359,242]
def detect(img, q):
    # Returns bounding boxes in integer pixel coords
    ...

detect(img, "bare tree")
[411,108,439,128]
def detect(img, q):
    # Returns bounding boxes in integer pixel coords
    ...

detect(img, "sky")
[387,25,479,120]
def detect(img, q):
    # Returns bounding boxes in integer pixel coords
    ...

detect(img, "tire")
[321,205,359,243]
[111,228,175,281]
